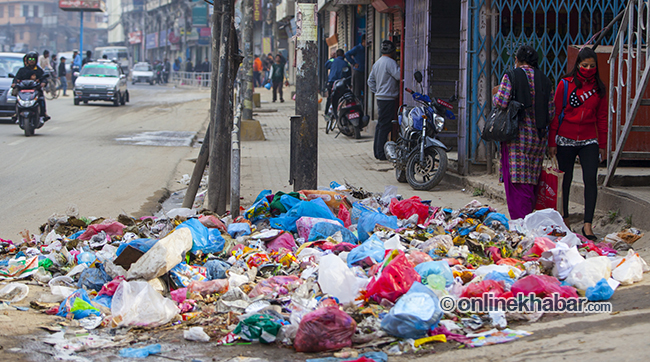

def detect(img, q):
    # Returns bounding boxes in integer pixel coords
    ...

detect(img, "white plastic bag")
[0,283,29,303]
[612,249,646,285]
[183,327,211,342]
[126,228,193,281]
[523,209,572,240]
[565,256,611,290]
[318,254,362,304]
[542,243,584,279]
[384,235,406,251]
[111,280,179,327]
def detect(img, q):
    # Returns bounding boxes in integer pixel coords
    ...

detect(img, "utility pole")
[291,1,318,191]
[241,0,254,121]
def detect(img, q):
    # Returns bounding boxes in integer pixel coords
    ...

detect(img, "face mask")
[579,67,597,79]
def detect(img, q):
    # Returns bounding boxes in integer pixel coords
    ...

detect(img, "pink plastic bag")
[296,217,341,240]
[338,205,352,228]
[294,306,357,352]
[187,279,229,296]
[248,275,302,298]
[406,250,433,266]
[511,274,578,299]
[389,196,430,224]
[170,288,187,303]
[525,237,556,260]
[97,276,125,297]
[198,215,227,232]
[265,233,296,253]
[78,221,125,240]
[460,280,506,298]
[365,251,420,303]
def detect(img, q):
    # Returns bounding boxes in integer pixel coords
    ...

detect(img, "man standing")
[345,34,366,102]
[324,49,349,117]
[253,55,262,87]
[38,50,53,72]
[58,57,68,96]
[271,54,286,102]
[72,50,82,86]
[82,50,92,67]
[367,40,400,160]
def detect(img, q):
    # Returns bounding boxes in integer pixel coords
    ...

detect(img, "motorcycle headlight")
[434,115,445,133]
[19,99,36,107]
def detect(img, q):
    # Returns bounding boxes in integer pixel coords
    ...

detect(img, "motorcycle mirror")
[73,72,80,77]
[7,73,14,78]
[120,74,126,79]
[414,71,423,84]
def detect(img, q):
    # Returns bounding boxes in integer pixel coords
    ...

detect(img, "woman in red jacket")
[548,47,607,241]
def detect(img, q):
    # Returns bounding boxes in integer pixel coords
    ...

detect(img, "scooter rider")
[324,49,350,119]
[13,51,50,122]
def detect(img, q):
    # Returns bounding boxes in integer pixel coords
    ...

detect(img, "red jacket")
[548,77,607,148]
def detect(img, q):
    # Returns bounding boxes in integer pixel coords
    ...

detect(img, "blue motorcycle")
[384,71,455,190]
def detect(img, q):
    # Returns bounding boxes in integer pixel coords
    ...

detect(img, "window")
[0,6,4,18]
[22,5,28,17]
[8,5,13,18]
[33,5,38,17]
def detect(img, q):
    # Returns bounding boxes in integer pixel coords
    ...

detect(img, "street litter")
[1,182,648,359]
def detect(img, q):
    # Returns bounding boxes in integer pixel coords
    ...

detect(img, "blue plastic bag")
[586,278,615,301]
[116,238,158,256]
[57,289,101,319]
[245,190,272,222]
[204,259,230,280]
[228,223,252,238]
[93,294,112,309]
[357,211,398,242]
[308,222,358,244]
[347,234,385,268]
[350,201,377,225]
[176,218,222,255]
[119,344,161,358]
[380,282,443,339]
[270,199,342,232]
[280,193,301,211]
[77,264,112,291]
[484,212,510,230]
[483,271,516,288]
[414,260,454,287]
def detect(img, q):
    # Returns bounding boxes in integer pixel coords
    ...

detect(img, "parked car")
[73,59,129,106]
[131,62,155,85]
[0,52,26,118]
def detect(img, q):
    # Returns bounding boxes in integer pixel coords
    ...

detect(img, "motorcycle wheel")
[405,147,448,191]
[23,116,34,137]
[395,167,407,183]
[337,117,354,137]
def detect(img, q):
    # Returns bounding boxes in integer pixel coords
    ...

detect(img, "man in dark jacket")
[14,52,49,121]
[324,49,350,117]
[82,50,92,67]
[58,57,68,96]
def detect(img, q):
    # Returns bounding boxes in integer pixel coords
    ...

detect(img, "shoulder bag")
[481,68,526,142]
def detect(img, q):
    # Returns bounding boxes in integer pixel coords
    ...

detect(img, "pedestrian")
[173,57,181,72]
[271,54,286,102]
[201,57,211,73]
[253,54,263,87]
[264,53,274,84]
[324,49,350,118]
[548,47,607,240]
[58,56,68,96]
[163,58,171,83]
[50,54,58,73]
[492,44,553,220]
[82,50,92,67]
[345,34,366,102]
[72,50,81,85]
[367,40,400,160]
[38,50,53,72]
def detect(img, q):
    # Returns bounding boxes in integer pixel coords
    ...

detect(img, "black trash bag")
[77,264,112,292]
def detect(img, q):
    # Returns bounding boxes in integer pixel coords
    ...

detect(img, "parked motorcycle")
[384,70,454,190]
[324,68,369,139]
[13,75,49,137]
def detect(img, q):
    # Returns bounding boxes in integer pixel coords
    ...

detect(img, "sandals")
[581,227,598,242]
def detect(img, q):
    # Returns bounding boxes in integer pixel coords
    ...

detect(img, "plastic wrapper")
[77,265,112,292]
[0,282,29,303]
[318,254,363,304]
[511,274,578,298]
[294,306,357,352]
[169,262,207,288]
[244,190,272,222]
[126,228,193,281]
[389,196,430,224]
[338,205,352,228]
[380,282,442,339]
[187,279,229,295]
[299,190,345,214]
[248,275,302,298]
[365,250,420,303]
[184,326,211,342]
[234,314,282,343]
[414,260,454,287]
[111,280,180,327]
[357,212,398,242]
[346,235,385,268]
[565,256,612,290]
[57,289,101,319]
[585,278,615,301]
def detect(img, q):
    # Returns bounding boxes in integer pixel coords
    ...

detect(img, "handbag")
[481,69,527,142]
[535,156,564,211]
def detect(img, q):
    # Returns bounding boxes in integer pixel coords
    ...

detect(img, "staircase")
[428,37,461,150]
[605,0,650,186]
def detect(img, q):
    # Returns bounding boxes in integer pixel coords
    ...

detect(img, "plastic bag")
[526,237,556,259]
[541,243,584,279]
[77,264,112,292]
[119,344,161,358]
[198,214,227,232]
[522,209,572,239]
[296,217,342,240]
[204,259,230,280]
[248,275,302,298]
[57,289,101,319]
[294,306,357,352]
[389,196,430,224]
[357,212,398,242]
[380,282,443,339]
[97,276,125,297]
[270,199,341,232]
[184,326,211,342]
[483,212,510,230]
[187,279,229,295]
[227,223,252,238]
[365,250,420,303]
[266,233,297,253]
[565,256,612,290]
[406,250,433,266]
[461,280,506,298]
[318,254,362,304]
[0,282,29,303]
[612,249,645,285]
[585,278,615,301]
[511,274,578,298]
[309,222,358,245]
[177,218,225,255]
[483,271,516,289]
[350,201,378,225]
[244,190,272,222]
[111,280,180,327]
[126,228,193,281]
[338,205,352,228]
[78,220,125,241]
[346,234,385,268]
[115,238,158,256]
[233,314,282,343]
[414,260,454,287]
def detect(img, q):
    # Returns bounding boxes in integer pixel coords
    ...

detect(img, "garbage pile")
[0,183,648,359]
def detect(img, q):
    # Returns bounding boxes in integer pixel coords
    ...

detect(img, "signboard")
[192,3,208,27]
[168,30,180,44]
[187,28,199,42]
[253,0,262,21]
[262,37,271,55]
[199,27,211,37]
[59,0,105,12]
[145,33,157,50]
[159,30,168,47]
[128,31,142,44]
[296,4,317,42]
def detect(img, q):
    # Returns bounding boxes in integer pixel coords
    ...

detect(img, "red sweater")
[548,77,607,148]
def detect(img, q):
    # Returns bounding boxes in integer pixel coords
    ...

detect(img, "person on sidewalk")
[82,50,92,67]
[58,57,68,96]
[548,47,607,241]
[324,49,350,118]
[253,55,263,87]
[367,40,400,160]
[271,54,286,102]
[345,35,366,102]
[492,44,553,220]
[71,50,81,86]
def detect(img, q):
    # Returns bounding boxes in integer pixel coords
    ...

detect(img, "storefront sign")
[296,4,317,42]
[145,33,158,50]
[199,27,211,37]
[192,3,208,27]
[262,37,271,55]
[128,30,142,44]
[253,0,262,21]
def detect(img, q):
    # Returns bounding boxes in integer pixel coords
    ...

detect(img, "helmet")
[24,51,38,63]
[380,40,396,55]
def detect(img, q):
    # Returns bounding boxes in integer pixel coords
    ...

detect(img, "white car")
[74,60,129,106]
[131,62,155,85]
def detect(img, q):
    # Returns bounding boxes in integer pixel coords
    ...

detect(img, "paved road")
[0,84,210,240]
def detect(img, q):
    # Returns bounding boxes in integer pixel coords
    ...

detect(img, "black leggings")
[556,143,600,223]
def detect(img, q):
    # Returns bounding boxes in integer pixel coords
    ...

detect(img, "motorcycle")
[13,74,49,137]
[384,70,455,190]
[325,68,369,139]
